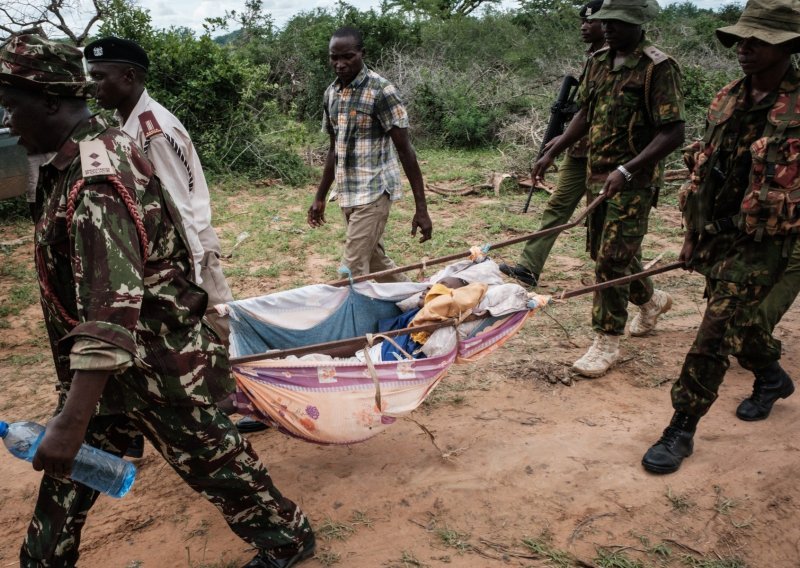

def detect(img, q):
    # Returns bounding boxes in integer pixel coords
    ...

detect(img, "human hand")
[307,200,326,228]
[412,210,433,243]
[600,169,627,199]
[679,232,698,270]
[532,153,555,184]
[32,414,85,479]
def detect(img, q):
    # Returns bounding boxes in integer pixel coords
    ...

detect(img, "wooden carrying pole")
[229,260,684,365]
[326,193,608,287]
[558,261,685,300]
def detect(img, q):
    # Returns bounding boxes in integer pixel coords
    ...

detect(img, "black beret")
[84,36,149,70]
[580,0,605,18]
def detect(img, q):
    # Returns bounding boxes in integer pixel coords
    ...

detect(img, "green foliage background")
[91,0,743,183]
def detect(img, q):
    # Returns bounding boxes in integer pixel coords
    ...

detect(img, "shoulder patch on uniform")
[643,46,668,65]
[79,139,115,178]
[138,110,163,139]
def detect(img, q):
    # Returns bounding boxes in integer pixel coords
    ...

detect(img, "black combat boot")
[498,263,538,287]
[243,532,316,568]
[736,362,795,421]
[641,412,700,474]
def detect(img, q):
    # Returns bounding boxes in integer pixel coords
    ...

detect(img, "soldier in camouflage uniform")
[532,0,686,377]
[0,35,314,568]
[642,0,800,475]
[500,0,606,288]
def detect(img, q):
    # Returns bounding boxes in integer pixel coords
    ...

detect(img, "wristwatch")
[616,165,633,183]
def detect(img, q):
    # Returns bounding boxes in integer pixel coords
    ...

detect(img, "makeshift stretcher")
[216,193,683,445]
[222,259,550,445]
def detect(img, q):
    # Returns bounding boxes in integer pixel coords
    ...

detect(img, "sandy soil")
[1,206,799,568]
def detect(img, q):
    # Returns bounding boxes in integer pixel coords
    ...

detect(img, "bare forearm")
[621,122,685,176]
[398,149,427,212]
[59,370,111,427]
[314,148,336,202]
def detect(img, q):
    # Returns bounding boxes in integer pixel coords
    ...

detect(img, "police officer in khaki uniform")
[532,0,686,377]
[643,0,800,474]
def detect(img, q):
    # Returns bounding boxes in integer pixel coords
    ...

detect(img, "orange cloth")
[410,282,488,343]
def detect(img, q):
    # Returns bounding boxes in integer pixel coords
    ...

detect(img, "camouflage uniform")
[673,68,800,415]
[577,36,685,335]
[756,241,800,334]
[0,35,311,568]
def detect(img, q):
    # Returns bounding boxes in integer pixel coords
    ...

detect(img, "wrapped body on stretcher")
[220,258,551,444]
[281,260,545,363]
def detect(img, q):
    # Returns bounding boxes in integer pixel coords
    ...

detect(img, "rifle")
[522,74,581,213]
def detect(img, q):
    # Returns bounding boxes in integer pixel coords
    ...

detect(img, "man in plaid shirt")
[307,26,433,281]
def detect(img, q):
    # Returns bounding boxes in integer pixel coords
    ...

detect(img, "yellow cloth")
[410,282,488,343]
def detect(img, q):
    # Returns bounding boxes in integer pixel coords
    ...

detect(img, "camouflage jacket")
[34,116,232,415]
[577,36,685,190]
[678,68,800,285]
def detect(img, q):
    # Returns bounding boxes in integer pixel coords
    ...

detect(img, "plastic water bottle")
[0,420,136,498]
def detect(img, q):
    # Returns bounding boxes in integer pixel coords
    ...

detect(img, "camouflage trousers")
[755,239,800,336]
[671,278,782,416]
[588,184,655,335]
[20,403,311,567]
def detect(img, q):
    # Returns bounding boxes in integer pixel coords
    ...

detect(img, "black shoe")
[125,434,145,459]
[498,263,538,287]
[641,412,699,474]
[243,533,316,568]
[736,363,795,421]
[236,416,270,433]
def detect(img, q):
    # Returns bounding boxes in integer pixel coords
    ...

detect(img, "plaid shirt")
[323,66,409,207]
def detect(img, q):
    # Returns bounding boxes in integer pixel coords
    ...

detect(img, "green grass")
[665,486,695,512]
[435,527,471,553]
[386,550,429,568]
[521,535,575,567]
[594,547,646,568]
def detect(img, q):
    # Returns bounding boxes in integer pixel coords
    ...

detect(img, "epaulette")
[643,45,669,65]
[138,110,163,139]
[593,46,610,57]
[78,139,116,181]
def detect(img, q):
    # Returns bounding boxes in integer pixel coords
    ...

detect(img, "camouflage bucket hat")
[587,0,660,25]
[0,34,93,98]
[716,0,800,49]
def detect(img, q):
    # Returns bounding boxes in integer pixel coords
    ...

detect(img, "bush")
[0,197,29,221]
[92,0,744,176]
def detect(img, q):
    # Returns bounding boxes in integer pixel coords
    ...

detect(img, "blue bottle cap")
[0,422,7,438]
